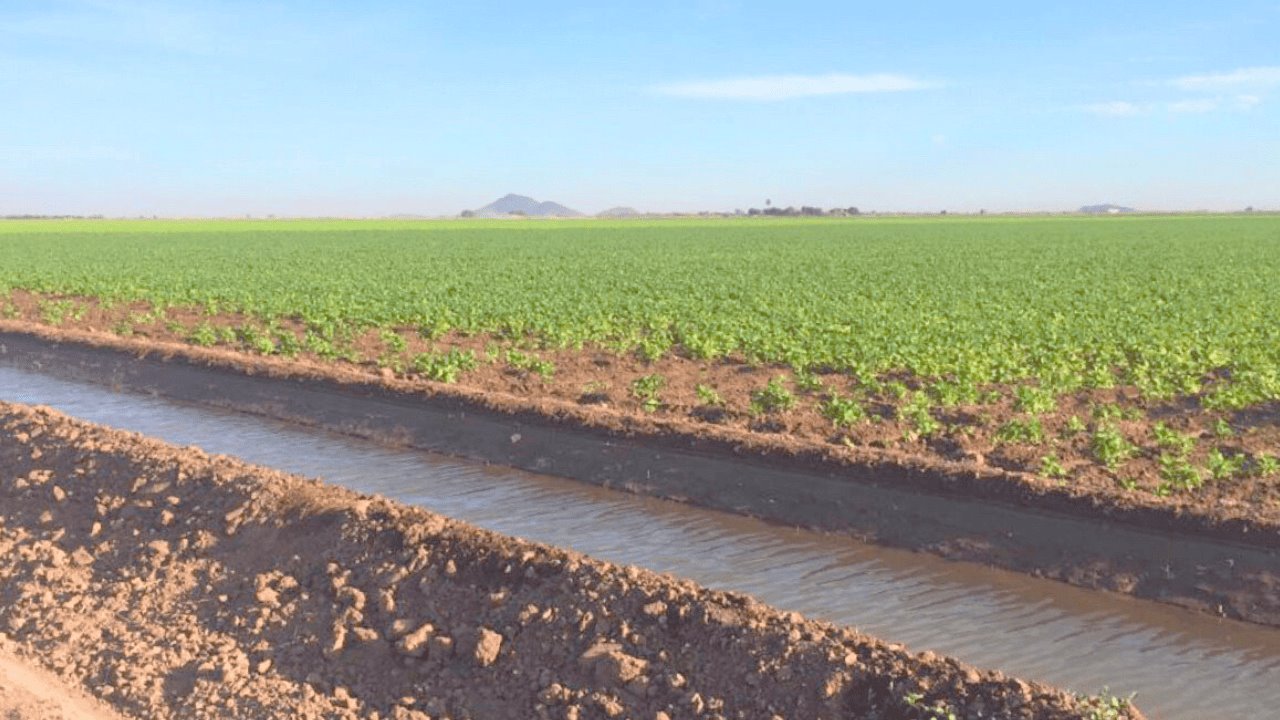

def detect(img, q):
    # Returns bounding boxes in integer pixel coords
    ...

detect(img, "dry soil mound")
[0,401,1138,719]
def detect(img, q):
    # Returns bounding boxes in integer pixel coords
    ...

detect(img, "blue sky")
[2,1,1278,216]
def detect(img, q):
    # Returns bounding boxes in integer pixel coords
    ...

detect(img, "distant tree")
[979,209,986,215]
[748,208,761,216]
[1245,206,1255,213]
[940,210,948,215]
[460,210,475,218]
[846,207,860,216]
[509,210,526,216]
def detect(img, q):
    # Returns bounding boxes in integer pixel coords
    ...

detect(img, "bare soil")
[0,645,125,720]
[0,401,1137,719]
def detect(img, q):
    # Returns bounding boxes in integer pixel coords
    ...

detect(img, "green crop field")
[2,214,1279,498]
[2,215,1278,401]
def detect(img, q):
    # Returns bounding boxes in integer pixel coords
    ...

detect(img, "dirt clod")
[394,624,433,658]
[471,627,502,667]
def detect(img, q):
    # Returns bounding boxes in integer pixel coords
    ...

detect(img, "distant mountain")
[1079,204,1137,214]
[597,206,641,218]
[470,194,583,218]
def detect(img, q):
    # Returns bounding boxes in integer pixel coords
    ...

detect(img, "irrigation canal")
[2,365,1278,718]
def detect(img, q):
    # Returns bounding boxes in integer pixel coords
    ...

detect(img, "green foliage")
[883,381,910,401]
[189,323,218,347]
[793,368,824,393]
[928,379,979,407]
[377,328,407,369]
[238,325,276,355]
[1014,385,1058,414]
[1255,454,1280,478]
[1092,403,1142,422]
[1091,425,1136,469]
[412,348,477,383]
[902,692,957,720]
[996,417,1044,444]
[1062,414,1087,436]
[217,325,239,345]
[820,392,866,428]
[274,329,301,358]
[1201,369,1280,411]
[380,328,407,354]
[636,330,672,362]
[750,376,797,415]
[1206,448,1245,480]
[2,216,1277,405]
[1151,421,1196,456]
[1040,453,1067,479]
[1212,418,1235,438]
[506,350,555,380]
[899,395,940,438]
[1159,453,1203,492]
[695,383,723,406]
[630,373,665,412]
[1077,689,1136,720]
[38,300,82,326]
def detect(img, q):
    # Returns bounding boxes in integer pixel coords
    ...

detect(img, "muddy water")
[3,366,1278,718]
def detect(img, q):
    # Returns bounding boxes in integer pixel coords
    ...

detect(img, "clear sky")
[2,1,1278,216]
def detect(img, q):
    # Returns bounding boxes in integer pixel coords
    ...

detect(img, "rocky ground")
[0,400,1140,719]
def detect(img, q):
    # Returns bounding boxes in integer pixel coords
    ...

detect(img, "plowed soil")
[0,401,1138,719]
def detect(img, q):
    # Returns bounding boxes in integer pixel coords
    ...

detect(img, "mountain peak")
[1079,203,1136,214]
[469,194,582,218]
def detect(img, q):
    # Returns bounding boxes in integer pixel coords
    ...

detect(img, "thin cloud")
[1081,95,1263,117]
[1170,66,1280,91]
[1081,101,1145,117]
[1167,98,1219,114]
[0,145,137,162]
[3,0,223,55]
[651,73,933,100]
[1235,94,1262,110]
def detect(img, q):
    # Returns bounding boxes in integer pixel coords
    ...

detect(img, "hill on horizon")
[597,206,641,218]
[1079,203,1137,214]
[468,194,583,218]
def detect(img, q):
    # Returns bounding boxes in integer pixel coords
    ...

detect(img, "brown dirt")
[0,645,125,720]
[0,298,1276,551]
[0,401,1139,720]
